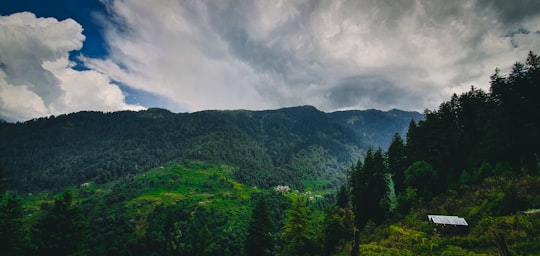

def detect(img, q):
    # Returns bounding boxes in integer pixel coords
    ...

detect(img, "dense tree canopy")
[0,194,26,255]
[350,148,390,228]
[0,106,419,192]
[404,161,437,200]
[245,197,274,256]
[404,51,540,194]
[387,133,407,194]
[31,191,88,256]
[1,51,539,256]
[282,197,315,256]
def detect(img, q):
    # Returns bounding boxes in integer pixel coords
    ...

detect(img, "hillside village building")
[427,215,468,234]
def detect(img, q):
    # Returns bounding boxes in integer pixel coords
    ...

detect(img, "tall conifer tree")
[0,194,26,255]
[350,148,390,228]
[387,133,407,194]
[31,191,87,256]
[282,197,313,256]
[245,197,274,256]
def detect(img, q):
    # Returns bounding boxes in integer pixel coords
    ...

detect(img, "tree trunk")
[493,232,511,256]
[350,229,360,256]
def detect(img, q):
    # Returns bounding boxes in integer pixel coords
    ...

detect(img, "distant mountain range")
[329,108,422,149]
[0,106,422,192]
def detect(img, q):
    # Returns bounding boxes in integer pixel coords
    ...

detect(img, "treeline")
[348,52,540,224]
[0,106,419,192]
[0,162,329,256]
[342,51,540,254]
[398,51,540,194]
[2,52,539,256]
[1,158,538,256]
[285,52,540,255]
[247,51,540,255]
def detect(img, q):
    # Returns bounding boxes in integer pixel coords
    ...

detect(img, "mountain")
[329,108,423,149]
[0,106,422,192]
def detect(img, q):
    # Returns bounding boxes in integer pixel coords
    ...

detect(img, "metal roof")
[427,215,468,226]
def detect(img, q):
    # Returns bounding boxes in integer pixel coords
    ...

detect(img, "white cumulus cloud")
[0,12,143,122]
[3,1,540,120]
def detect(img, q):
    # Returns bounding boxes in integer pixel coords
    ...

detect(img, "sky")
[1,0,539,122]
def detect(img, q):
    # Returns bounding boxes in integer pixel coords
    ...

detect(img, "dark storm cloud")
[83,0,540,113]
[327,76,423,110]
[476,0,540,24]
[203,1,322,83]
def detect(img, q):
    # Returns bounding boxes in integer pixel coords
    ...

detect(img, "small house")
[427,215,468,235]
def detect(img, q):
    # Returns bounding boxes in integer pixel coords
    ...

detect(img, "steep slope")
[329,109,424,149]
[352,174,540,255]
[0,106,422,192]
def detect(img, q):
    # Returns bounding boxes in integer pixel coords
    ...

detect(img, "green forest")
[1,52,540,255]
[0,104,420,193]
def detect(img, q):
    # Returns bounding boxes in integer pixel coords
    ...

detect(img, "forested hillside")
[1,53,539,256]
[341,51,540,255]
[0,105,420,192]
[329,109,421,149]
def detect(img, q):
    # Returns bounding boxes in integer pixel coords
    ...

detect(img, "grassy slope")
[124,162,252,236]
[351,175,540,255]
[18,161,327,251]
[17,162,540,255]
[126,162,256,237]
[16,162,255,240]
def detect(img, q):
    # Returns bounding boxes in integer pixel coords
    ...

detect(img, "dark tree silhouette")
[32,191,87,256]
[350,148,390,229]
[245,197,274,256]
[387,133,407,194]
[0,194,26,255]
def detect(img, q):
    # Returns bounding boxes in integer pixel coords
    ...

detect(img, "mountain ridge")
[0,105,422,192]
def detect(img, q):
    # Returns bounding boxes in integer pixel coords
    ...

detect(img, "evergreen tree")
[322,206,354,256]
[350,148,390,229]
[350,158,364,228]
[490,51,540,173]
[404,161,438,201]
[323,187,354,256]
[31,191,88,256]
[336,184,350,209]
[0,194,26,255]
[245,197,274,256]
[195,225,210,256]
[387,133,407,194]
[404,120,419,165]
[282,197,314,256]
[0,166,6,198]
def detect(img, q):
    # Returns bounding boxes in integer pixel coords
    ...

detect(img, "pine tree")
[404,161,437,201]
[0,166,6,198]
[282,197,313,256]
[31,191,87,256]
[336,184,350,209]
[350,148,390,228]
[387,133,407,194]
[0,194,26,255]
[195,225,210,256]
[245,197,274,256]
[323,199,354,255]
[490,52,540,173]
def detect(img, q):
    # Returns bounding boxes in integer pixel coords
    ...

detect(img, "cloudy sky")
[1,0,539,122]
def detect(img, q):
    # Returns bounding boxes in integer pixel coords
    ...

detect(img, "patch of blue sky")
[113,81,188,113]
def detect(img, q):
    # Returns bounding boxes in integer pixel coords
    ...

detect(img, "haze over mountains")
[0,105,422,192]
